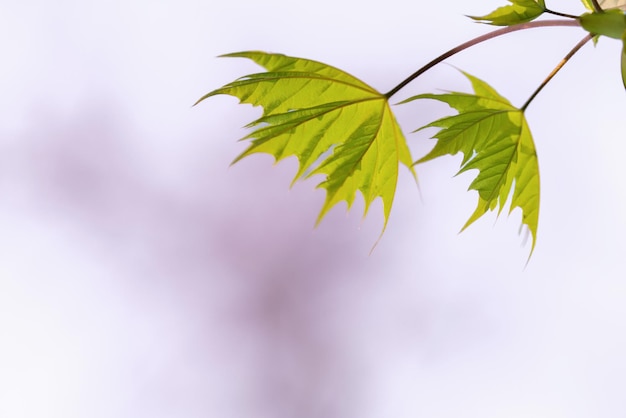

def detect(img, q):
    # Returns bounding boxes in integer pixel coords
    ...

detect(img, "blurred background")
[1,0,626,417]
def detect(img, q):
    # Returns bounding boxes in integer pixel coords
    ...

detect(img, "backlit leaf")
[403,72,540,253]
[196,51,415,231]
[581,0,626,11]
[469,0,546,26]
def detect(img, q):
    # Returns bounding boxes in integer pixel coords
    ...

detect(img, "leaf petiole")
[520,33,594,111]
[543,8,580,19]
[590,0,605,13]
[385,19,581,99]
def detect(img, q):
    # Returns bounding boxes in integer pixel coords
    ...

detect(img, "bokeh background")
[2,0,626,417]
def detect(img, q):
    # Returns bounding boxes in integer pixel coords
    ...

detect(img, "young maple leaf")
[197,51,415,231]
[469,0,546,26]
[403,72,540,254]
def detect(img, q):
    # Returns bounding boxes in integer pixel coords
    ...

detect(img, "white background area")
[1,0,626,417]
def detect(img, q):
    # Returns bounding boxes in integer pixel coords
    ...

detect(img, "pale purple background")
[1,0,626,417]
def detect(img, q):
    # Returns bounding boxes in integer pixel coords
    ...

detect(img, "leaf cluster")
[199,0,625,257]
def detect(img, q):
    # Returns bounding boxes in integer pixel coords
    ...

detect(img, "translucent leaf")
[581,0,626,11]
[469,0,545,26]
[403,72,540,254]
[197,51,415,231]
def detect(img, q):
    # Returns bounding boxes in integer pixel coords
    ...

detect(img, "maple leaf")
[403,72,540,253]
[196,51,415,230]
[469,0,546,26]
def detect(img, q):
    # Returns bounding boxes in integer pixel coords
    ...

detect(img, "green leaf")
[402,72,540,253]
[197,51,415,230]
[469,0,545,26]
[580,9,626,39]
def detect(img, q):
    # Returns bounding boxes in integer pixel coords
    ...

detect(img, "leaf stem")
[385,19,581,99]
[520,33,594,112]
[590,0,604,12]
[544,8,579,19]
